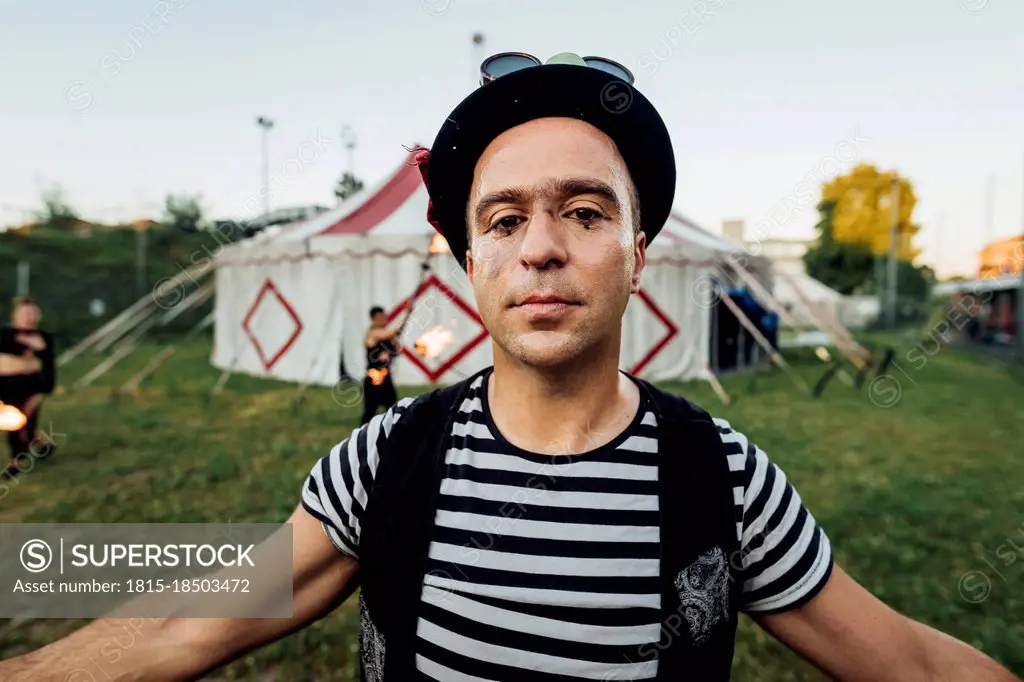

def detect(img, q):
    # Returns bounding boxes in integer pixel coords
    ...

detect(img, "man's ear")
[631,231,647,294]
[465,249,475,281]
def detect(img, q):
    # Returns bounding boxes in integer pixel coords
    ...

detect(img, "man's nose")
[519,212,568,270]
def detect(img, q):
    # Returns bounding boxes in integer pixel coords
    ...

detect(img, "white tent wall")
[213,241,347,385]
[318,234,495,387]
[624,257,717,382]
[212,230,732,388]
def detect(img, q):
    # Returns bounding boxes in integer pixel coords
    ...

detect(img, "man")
[0,296,56,478]
[1,53,1018,682]
[361,305,400,425]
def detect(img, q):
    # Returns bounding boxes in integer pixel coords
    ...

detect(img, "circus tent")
[211,149,773,388]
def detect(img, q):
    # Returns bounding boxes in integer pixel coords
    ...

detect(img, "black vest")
[357,367,740,681]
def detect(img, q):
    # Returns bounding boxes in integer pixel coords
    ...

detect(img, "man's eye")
[490,215,522,231]
[569,208,603,223]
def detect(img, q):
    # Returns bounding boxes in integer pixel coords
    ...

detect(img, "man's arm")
[716,419,1019,682]
[757,565,1020,681]
[0,504,358,682]
[367,327,400,347]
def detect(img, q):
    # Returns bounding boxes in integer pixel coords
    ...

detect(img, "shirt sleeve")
[715,418,835,614]
[299,398,413,560]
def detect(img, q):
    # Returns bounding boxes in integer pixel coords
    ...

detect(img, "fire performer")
[360,305,399,425]
[0,296,55,478]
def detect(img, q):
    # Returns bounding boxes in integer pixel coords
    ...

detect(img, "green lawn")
[1,334,1022,680]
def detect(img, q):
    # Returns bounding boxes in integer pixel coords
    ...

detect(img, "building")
[978,234,1024,278]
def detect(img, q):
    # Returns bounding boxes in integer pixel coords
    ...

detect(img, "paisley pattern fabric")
[359,594,386,682]
[674,546,731,646]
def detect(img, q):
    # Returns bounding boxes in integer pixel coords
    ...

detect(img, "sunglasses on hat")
[479,52,635,87]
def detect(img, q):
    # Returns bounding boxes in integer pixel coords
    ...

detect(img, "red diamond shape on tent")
[242,278,304,371]
[386,274,489,383]
[628,288,680,376]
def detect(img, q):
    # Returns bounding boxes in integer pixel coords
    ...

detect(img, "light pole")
[1017,153,1024,365]
[256,116,274,217]
[340,125,356,175]
[472,32,486,88]
[885,173,901,328]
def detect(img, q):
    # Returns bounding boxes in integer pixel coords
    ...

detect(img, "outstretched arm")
[719,420,1019,682]
[758,565,1020,682]
[0,504,358,681]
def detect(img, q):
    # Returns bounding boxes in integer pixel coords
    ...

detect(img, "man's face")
[371,311,387,328]
[465,117,645,369]
[12,303,39,329]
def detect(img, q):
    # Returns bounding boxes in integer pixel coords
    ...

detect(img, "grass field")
[1,334,1022,680]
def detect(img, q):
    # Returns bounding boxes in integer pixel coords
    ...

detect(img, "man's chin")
[501,330,590,368]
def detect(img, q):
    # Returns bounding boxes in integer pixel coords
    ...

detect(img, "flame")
[414,325,454,359]
[429,233,450,254]
[367,368,389,386]
[0,402,27,432]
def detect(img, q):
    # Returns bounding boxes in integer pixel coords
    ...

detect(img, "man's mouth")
[511,294,580,308]
[509,294,582,320]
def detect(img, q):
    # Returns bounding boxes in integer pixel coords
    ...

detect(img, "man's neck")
[488,343,640,456]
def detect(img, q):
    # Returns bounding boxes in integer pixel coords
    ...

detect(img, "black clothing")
[356,366,741,682]
[6,401,41,469]
[0,327,55,397]
[360,374,397,426]
[0,326,55,463]
[360,334,399,425]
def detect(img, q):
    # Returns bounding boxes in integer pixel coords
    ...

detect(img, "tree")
[333,172,364,203]
[875,258,933,300]
[821,163,921,260]
[36,184,80,230]
[805,194,933,328]
[803,200,875,295]
[163,193,204,232]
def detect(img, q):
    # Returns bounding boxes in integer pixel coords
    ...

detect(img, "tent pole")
[94,264,212,353]
[120,310,216,394]
[719,291,810,394]
[59,260,213,366]
[724,260,853,387]
[211,334,250,397]
[57,295,153,367]
[694,325,731,406]
[705,365,731,406]
[75,282,216,389]
[777,270,872,366]
[94,304,162,352]
[727,256,868,371]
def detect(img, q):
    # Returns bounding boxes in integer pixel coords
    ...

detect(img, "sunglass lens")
[583,57,634,83]
[484,54,539,79]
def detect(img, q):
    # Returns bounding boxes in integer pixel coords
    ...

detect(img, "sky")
[1,0,1022,277]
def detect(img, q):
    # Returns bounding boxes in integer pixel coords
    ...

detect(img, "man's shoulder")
[389,370,487,427]
[634,378,714,422]
[632,380,752,467]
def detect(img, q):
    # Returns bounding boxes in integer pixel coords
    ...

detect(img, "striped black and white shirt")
[301,372,833,681]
